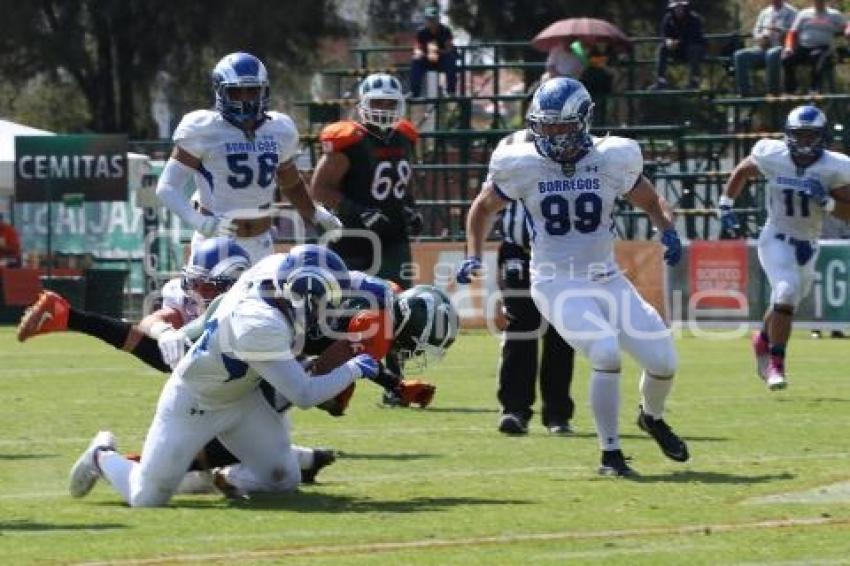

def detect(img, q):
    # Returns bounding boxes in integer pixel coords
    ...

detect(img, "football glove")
[456,256,482,284]
[359,208,391,232]
[718,195,741,236]
[346,354,380,379]
[158,327,191,369]
[660,228,682,266]
[312,205,344,241]
[804,179,836,211]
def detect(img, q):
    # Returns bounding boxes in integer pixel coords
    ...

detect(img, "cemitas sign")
[15,134,128,202]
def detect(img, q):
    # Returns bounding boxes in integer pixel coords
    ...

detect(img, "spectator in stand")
[542,40,587,81]
[0,213,21,268]
[734,1,799,96]
[782,0,847,94]
[649,0,707,90]
[409,4,457,98]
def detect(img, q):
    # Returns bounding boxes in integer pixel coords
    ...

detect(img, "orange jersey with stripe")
[347,309,393,359]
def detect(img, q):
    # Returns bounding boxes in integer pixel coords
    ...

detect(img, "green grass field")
[1,326,850,565]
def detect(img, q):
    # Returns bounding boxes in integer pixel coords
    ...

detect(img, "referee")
[496,200,576,435]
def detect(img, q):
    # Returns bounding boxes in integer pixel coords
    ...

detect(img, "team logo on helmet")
[527,77,594,164]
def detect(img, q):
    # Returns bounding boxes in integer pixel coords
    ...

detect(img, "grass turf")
[1,327,849,564]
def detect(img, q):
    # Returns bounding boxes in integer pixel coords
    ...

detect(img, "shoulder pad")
[750,138,786,160]
[320,120,367,153]
[395,119,419,143]
[173,110,218,140]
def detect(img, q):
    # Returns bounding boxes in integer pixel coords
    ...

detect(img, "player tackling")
[457,77,689,477]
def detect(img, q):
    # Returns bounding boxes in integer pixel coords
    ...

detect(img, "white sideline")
[71,516,847,565]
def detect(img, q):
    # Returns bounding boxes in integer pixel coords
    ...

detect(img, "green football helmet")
[391,284,459,368]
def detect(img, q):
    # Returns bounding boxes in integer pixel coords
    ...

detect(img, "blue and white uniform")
[173,109,300,262]
[488,131,677,400]
[751,138,850,306]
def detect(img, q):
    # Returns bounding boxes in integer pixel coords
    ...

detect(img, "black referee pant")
[497,242,575,427]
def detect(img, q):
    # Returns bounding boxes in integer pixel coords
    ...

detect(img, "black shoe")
[830,330,846,339]
[381,389,410,408]
[498,413,528,435]
[546,421,574,436]
[301,448,337,484]
[636,407,689,462]
[598,449,638,477]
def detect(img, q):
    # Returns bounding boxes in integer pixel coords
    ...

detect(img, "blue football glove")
[347,353,379,379]
[660,228,682,266]
[456,256,482,284]
[718,203,740,235]
[804,179,830,207]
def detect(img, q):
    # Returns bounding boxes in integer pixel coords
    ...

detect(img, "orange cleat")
[17,291,70,342]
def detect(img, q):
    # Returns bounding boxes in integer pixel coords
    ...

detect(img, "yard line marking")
[71,516,848,565]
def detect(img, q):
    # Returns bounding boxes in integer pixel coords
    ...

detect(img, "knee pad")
[645,345,678,378]
[772,280,800,308]
[587,338,621,372]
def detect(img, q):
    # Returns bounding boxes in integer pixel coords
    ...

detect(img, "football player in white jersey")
[68,246,379,507]
[156,52,342,263]
[457,78,688,477]
[720,105,850,390]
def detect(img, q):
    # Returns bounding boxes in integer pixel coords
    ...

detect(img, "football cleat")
[752,331,770,382]
[69,430,117,498]
[766,361,787,391]
[636,407,690,462]
[547,422,574,436]
[301,448,337,484]
[497,413,528,435]
[598,449,638,477]
[17,291,70,342]
[381,388,409,408]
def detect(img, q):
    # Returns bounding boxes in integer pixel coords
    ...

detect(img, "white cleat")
[69,430,117,498]
[766,365,787,391]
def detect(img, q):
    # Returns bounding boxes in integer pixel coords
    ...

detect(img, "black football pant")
[497,242,575,426]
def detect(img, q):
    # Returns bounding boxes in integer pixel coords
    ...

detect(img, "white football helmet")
[357,73,406,130]
[526,77,594,163]
[785,105,828,160]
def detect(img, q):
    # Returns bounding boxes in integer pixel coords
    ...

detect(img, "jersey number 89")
[540,193,603,235]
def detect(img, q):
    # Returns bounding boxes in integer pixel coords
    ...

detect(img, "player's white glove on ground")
[158,328,191,369]
[313,205,344,241]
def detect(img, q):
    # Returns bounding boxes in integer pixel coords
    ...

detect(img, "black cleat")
[598,449,638,477]
[381,389,409,408]
[301,448,337,484]
[497,413,528,435]
[636,407,690,462]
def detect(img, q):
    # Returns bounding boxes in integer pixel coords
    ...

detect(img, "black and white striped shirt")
[498,199,532,250]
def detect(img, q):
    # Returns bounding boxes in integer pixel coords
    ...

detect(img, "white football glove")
[197,216,237,238]
[215,216,237,237]
[313,205,343,242]
[198,216,219,238]
[158,327,191,369]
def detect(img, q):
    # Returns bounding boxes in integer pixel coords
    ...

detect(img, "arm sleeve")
[156,158,207,230]
[251,358,357,409]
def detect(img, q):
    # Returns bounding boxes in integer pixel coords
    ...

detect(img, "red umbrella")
[531,18,631,53]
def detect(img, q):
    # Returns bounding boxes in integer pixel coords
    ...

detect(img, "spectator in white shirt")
[734,1,798,96]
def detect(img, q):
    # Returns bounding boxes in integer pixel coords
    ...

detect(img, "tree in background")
[0,0,348,137]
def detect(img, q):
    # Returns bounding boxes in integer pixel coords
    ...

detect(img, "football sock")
[590,370,620,451]
[68,308,130,350]
[759,330,770,344]
[769,344,786,367]
[97,450,134,502]
[293,445,314,470]
[129,335,171,373]
[639,371,673,419]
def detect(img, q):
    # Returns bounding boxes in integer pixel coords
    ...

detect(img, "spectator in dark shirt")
[409,4,457,97]
[649,0,707,90]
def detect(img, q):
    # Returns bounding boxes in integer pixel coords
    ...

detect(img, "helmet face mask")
[358,73,405,131]
[527,78,594,164]
[785,105,827,162]
[212,52,270,127]
[182,237,251,305]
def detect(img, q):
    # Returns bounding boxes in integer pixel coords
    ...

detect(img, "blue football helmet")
[273,245,350,337]
[182,237,251,302]
[527,77,594,163]
[785,105,828,161]
[358,73,406,130]
[211,52,270,127]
